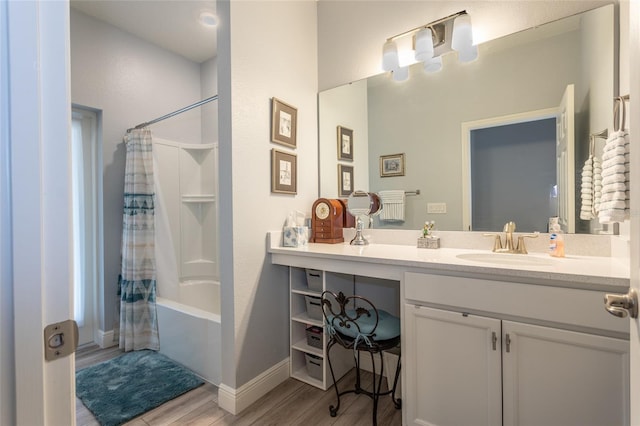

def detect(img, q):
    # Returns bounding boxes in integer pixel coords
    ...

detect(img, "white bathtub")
[156,285,221,385]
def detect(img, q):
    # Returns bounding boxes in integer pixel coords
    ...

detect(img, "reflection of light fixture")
[199,11,218,28]
[424,55,442,73]
[452,13,478,62]
[381,11,477,80]
[382,40,399,72]
[392,65,409,81]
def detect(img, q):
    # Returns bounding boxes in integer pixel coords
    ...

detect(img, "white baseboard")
[218,358,290,415]
[96,329,118,348]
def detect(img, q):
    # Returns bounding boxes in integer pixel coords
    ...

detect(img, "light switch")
[427,203,447,214]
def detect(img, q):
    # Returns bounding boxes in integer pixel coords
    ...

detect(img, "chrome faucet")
[484,221,538,254]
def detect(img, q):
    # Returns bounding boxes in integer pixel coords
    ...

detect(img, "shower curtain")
[116,128,160,351]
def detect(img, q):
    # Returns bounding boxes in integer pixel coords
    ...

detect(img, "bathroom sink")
[456,252,555,267]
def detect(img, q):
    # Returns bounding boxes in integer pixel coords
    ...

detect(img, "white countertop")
[268,232,630,291]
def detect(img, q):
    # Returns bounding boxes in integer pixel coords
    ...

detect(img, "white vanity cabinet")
[404,305,502,426]
[501,320,628,426]
[403,272,630,426]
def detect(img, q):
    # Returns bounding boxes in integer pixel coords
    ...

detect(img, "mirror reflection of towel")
[598,130,629,224]
[378,190,405,222]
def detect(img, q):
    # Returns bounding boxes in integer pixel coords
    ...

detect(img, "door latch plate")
[44,319,78,361]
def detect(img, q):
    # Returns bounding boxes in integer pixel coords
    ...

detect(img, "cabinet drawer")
[404,272,628,335]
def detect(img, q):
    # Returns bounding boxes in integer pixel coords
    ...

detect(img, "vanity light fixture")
[381,11,477,79]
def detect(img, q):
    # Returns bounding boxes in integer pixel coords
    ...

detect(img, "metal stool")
[321,291,402,425]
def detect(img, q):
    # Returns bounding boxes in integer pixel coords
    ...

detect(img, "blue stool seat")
[326,309,400,342]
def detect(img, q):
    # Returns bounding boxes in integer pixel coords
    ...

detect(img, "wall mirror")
[319,4,616,234]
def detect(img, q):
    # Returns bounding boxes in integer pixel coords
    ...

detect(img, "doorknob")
[604,288,638,318]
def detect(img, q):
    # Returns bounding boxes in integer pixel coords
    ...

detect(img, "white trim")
[628,2,639,424]
[461,107,557,231]
[217,358,290,415]
[9,1,75,424]
[0,1,15,423]
[96,329,118,349]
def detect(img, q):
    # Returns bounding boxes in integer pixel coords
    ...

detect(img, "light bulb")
[458,45,479,63]
[199,11,218,28]
[424,56,443,73]
[392,66,409,81]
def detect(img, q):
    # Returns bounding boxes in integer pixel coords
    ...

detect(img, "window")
[71,107,100,344]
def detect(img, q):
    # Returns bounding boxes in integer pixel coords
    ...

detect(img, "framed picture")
[380,153,405,177]
[271,149,297,194]
[271,98,297,148]
[337,126,354,161]
[338,164,354,197]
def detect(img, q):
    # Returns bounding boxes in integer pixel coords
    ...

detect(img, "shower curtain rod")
[126,95,218,133]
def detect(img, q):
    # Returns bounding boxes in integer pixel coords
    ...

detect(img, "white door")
[502,321,629,426]
[404,305,502,426]
[556,84,575,233]
[7,1,75,425]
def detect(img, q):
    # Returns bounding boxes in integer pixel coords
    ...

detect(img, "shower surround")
[153,138,220,384]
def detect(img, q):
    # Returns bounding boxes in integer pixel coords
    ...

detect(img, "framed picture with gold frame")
[380,153,405,177]
[338,164,354,197]
[271,149,297,194]
[271,98,297,148]
[337,126,353,161]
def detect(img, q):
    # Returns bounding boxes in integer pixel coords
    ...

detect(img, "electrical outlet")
[427,203,447,214]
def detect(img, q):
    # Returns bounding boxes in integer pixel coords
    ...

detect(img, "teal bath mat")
[76,350,204,426]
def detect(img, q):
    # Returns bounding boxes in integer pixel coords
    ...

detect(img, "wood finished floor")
[75,345,402,426]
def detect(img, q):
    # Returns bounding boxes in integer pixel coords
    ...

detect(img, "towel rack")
[590,129,609,156]
[405,190,421,196]
[613,95,630,132]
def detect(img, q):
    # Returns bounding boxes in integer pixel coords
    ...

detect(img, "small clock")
[315,202,330,220]
[311,198,344,243]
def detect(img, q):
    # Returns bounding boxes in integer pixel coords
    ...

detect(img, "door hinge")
[44,319,78,361]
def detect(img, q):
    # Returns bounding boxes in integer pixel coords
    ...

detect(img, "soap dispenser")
[548,217,565,257]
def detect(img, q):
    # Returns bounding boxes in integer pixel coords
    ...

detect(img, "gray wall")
[70,8,215,335]
[367,24,583,231]
[217,0,318,393]
[470,119,556,232]
[317,1,610,91]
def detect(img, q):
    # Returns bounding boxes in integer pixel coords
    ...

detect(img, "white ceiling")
[70,0,217,63]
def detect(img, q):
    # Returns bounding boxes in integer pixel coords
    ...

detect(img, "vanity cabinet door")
[502,321,629,426]
[404,305,502,426]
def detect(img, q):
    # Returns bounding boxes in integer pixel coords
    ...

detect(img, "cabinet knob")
[604,288,638,318]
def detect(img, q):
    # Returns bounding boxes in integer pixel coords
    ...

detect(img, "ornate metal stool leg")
[355,350,362,394]
[369,351,386,426]
[326,340,341,417]
[391,352,402,409]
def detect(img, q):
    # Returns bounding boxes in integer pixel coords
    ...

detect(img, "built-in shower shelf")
[154,139,218,282]
[185,259,216,265]
[182,194,216,203]
[181,143,216,151]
